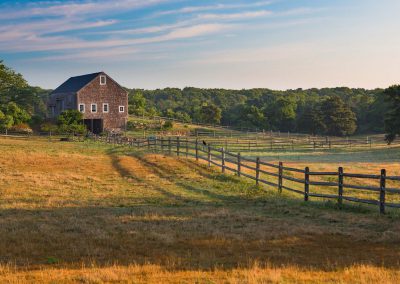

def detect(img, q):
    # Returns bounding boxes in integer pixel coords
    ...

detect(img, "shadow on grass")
[105,148,388,215]
[2,148,394,271]
[1,205,399,271]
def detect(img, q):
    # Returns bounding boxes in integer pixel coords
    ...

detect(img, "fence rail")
[129,115,400,151]
[95,135,400,214]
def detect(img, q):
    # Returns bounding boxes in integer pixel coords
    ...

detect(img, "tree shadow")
[3,149,398,273]
[1,205,399,272]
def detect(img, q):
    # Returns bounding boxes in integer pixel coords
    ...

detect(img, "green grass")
[243,146,400,163]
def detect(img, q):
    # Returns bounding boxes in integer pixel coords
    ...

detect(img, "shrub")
[10,123,33,134]
[163,120,173,130]
[57,110,86,134]
[40,122,58,133]
[126,120,136,131]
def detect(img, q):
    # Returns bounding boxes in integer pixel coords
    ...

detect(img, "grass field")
[0,137,400,283]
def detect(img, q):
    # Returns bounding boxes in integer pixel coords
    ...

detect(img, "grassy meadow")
[0,137,400,283]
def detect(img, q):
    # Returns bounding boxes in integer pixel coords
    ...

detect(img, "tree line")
[129,87,390,137]
[1,60,399,141]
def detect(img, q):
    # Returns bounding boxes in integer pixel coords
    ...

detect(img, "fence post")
[168,137,172,155]
[185,138,188,158]
[207,146,211,167]
[380,169,386,214]
[221,147,225,173]
[256,157,260,185]
[338,167,344,208]
[278,162,283,193]
[304,167,309,201]
[195,139,199,161]
[147,137,150,150]
[237,153,241,177]
[177,137,180,157]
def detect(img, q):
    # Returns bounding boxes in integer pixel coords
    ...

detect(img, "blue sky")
[1,0,400,90]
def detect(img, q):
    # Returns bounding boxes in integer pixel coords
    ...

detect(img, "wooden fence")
[129,115,399,150]
[96,135,400,214]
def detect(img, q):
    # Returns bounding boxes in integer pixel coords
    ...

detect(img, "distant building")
[48,72,128,134]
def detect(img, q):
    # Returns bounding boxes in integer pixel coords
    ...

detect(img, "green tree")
[200,104,222,124]
[0,110,14,131]
[3,102,31,124]
[297,105,326,135]
[57,110,86,134]
[265,96,297,131]
[0,61,48,115]
[175,111,192,123]
[320,96,357,136]
[129,91,146,116]
[165,108,175,118]
[0,60,28,100]
[383,85,400,143]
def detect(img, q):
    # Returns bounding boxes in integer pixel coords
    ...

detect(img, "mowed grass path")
[0,138,400,283]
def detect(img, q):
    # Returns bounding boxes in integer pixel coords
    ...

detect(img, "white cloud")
[154,1,273,16]
[198,10,272,20]
[0,22,233,54]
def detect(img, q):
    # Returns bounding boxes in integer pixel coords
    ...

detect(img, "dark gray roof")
[51,72,102,94]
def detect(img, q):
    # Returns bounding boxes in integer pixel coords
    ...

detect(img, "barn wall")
[77,74,128,132]
[48,93,77,117]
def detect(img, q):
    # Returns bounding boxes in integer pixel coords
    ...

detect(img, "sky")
[1,0,400,90]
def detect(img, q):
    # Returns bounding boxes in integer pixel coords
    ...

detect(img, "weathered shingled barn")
[48,72,128,134]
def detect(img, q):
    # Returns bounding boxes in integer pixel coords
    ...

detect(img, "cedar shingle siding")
[48,72,128,133]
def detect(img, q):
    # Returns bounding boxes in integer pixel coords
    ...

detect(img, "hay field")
[0,137,399,283]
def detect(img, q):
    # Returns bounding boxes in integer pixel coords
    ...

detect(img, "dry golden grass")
[2,263,400,284]
[0,137,400,283]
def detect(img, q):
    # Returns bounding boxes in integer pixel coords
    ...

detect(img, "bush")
[126,120,136,131]
[40,122,58,133]
[163,120,173,130]
[10,123,33,134]
[57,110,86,134]
[58,123,86,135]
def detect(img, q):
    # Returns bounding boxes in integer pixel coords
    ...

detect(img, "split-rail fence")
[97,135,400,214]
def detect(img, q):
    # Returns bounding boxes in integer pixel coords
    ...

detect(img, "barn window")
[103,103,109,113]
[119,106,125,113]
[91,104,97,113]
[79,104,85,113]
[100,75,106,85]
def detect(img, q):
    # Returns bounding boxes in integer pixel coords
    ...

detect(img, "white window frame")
[79,104,85,113]
[119,105,125,113]
[100,75,106,85]
[91,103,97,113]
[103,103,109,113]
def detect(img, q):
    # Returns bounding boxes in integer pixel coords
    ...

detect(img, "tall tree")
[3,102,31,125]
[320,96,357,136]
[129,91,146,116]
[265,96,297,131]
[383,85,400,143]
[0,110,14,131]
[297,104,326,135]
[200,104,222,124]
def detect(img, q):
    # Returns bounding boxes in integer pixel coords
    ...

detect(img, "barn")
[48,72,128,134]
